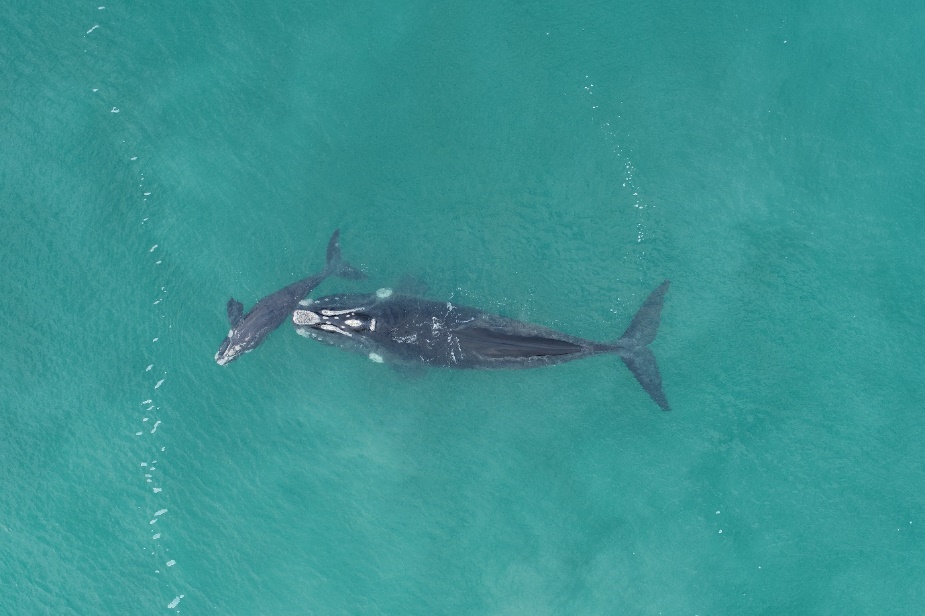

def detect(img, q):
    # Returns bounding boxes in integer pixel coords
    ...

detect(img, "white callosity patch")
[298,298,313,306]
[368,353,384,363]
[293,310,321,325]
[319,323,351,337]
[320,308,356,316]
[344,318,363,328]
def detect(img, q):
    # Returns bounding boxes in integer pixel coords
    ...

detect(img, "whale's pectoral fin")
[227,298,244,326]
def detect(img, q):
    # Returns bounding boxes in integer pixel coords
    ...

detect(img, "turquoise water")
[3,1,924,613]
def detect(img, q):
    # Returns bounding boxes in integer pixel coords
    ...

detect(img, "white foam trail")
[87,24,99,34]
[154,379,164,389]
[150,420,161,434]
[149,244,158,252]
[166,560,176,567]
[146,365,153,371]
[152,533,161,539]
[142,399,152,404]
[154,509,167,517]
[167,595,184,609]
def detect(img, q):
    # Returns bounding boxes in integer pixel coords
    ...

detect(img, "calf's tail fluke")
[325,229,367,280]
[617,280,671,411]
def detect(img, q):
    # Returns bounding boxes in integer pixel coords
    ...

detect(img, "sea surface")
[2,1,924,614]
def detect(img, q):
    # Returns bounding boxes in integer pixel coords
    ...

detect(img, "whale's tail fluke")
[616,280,671,411]
[325,229,366,281]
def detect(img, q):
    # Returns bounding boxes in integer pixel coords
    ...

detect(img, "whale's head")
[292,307,375,338]
[214,328,251,366]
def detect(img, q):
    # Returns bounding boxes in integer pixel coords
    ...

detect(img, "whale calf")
[215,229,365,366]
[291,280,671,410]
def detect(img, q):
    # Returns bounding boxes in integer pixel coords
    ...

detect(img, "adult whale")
[215,229,365,366]
[291,280,671,410]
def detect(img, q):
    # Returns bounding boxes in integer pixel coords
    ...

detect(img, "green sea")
[3,1,923,614]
